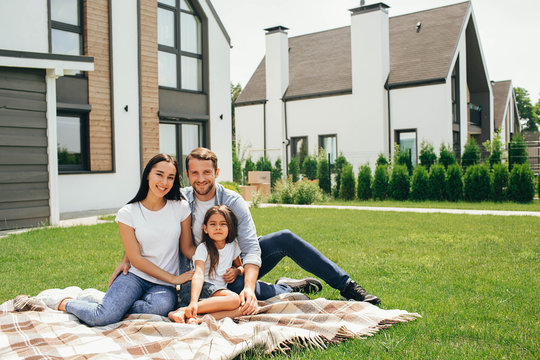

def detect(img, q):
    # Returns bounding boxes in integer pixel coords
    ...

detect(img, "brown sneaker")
[340,281,381,305]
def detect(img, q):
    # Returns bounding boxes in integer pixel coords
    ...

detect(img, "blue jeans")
[65,272,177,327]
[227,229,351,300]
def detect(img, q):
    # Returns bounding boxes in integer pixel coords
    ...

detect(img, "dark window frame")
[57,111,90,173]
[451,57,460,125]
[48,0,84,57]
[395,128,418,166]
[158,0,204,93]
[159,118,206,174]
[290,136,308,160]
[318,134,338,165]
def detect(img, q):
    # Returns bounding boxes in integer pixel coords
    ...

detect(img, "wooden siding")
[140,0,160,165]
[0,67,50,230]
[84,0,113,171]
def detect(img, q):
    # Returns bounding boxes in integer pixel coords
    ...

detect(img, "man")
[112,148,380,315]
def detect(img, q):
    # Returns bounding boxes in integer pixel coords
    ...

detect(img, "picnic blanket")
[0,290,420,359]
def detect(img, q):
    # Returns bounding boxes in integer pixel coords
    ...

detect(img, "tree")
[357,165,372,200]
[339,164,356,200]
[271,159,282,188]
[230,83,242,136]
[302,156,318,180]
[508,133,527,171]
[332,154,349,197]
[317,156,331,194]
[482,129,504,168]
[438,143,457,170]
[288,158,300,182]
[514,87,539,131]
[461,136,480,170]
[419,141,437,171]
[376,153,389,166]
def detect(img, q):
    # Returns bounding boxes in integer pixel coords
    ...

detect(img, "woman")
[54,154,193,326]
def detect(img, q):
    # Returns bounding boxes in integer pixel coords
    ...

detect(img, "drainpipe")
[283,99,289,176]
[385,78,392,156]
[263,101,267,159]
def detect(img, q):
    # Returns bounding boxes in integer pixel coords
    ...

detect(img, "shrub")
[373,165,389,200]
[288,158,300,182]
[389,164,410,200]
[332,155,349,197]
[394,143,412,175]
[461,136,480,169]
[271,159,282,188]
[446,164,463,202]
[232,144,242,184]
[419,141,437,171]
[339,164,356,200]
[357,165,372,200]
[464,164,491,201]
[317,156,331,193]
[428,164,446,201]
[294,179,323,204]
[220,181,240,194]
[508,133,527,171]
[483,129,504,168]
[272,178,295,204]
[255,157,272,172]
[243,158,255,184]
[410,165,429,201]
[302,156,318,180]
[438,143,457,170]
[507,163,535,203]
[376,153,389,166]
[491,163,509,201]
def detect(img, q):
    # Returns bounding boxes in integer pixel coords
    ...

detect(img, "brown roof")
[236,1,470,105]
[492,80,512,130]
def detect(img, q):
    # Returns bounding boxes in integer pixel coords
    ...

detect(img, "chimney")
[264,25,289,162]
[350,3,390,166]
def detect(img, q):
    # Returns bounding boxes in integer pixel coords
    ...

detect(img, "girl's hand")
[175,270,194,285]
[222,267,241,283]
[185,302,198,319]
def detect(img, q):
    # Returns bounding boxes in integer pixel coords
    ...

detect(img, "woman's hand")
[222,267,242,284]
[108,257,131,288]
[175,269,194,285]
[185,302,198,319]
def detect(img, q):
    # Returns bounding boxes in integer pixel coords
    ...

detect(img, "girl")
[55,154,194,326]
[169,205,244,324]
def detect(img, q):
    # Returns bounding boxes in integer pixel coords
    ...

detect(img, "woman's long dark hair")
[202,205,238,278]
[128,153,185,204]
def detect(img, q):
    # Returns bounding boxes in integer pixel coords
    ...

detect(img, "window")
[158,0,203,92]
[57,113,88,171]
[49,0,83,56]
[159,120,205,174]
[319,134,337,164]
[451,58,460,125]
[395,130,417,165]
[290,136,308,164]
[453,131,461,160]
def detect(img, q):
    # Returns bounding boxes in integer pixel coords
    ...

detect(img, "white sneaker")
[36,286,82,310]
[76,288,105,303]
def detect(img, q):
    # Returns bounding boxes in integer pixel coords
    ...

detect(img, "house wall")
[235,104,266,160]
[0,0,48,53]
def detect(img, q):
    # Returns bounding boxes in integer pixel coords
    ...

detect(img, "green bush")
[317,156,331,193]
[288,158,300,182]
[271,178,295,204]
[446,164,463,202]
[373,165,389,200]
[464,164,491,201]
[394,143,412,175]
[461,136,480,169]
[491,163,509,201]
[484,129,504,168]
[389,164,410,200]
[255,157,272,172]
[302,156,318,180]
[232,145,242,184]
[271,159,282,188]
[376,153,389,166]
[410,165,429,201]
[507,163,535,203]
[294,180,323,205]
[220,181,241,194]
[438,143,457,170]
[428,164,446,201]
[508,133,527,171]
[339,164,356,200]
[357,165,372,200]
[332,155,349,197]
[419,141,437,171]
[243,158,255,184]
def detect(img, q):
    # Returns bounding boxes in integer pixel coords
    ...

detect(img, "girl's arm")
[118,222,192,285]
[180,214,196,260]
[186,259,205,318]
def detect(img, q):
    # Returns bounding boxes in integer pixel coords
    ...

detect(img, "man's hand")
[108,259,131,288]
[239,287,258,315]
[175,270,195,285]
[222,267,241,284]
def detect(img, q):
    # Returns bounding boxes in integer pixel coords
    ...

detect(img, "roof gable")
[493,80,512,130]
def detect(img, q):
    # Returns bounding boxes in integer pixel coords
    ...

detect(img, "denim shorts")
[177,280,226,307]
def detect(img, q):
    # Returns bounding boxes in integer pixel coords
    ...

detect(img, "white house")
[0,0,232,230]
[235,1,499,173]
[492,80,520,144]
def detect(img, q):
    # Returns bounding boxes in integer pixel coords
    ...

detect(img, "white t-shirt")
[192,241,241,288]
[115,200,191,286]
[192,197,216,246]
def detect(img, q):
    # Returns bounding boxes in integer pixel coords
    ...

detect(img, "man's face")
[186,158,220,199]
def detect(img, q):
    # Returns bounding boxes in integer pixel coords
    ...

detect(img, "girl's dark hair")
[201,205,238,278]
[128,153,185,204]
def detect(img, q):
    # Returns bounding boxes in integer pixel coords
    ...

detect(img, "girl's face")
[146,161,176,199]
[203,213,228,243]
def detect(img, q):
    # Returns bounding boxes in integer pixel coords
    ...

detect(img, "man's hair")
[185,147,218,171]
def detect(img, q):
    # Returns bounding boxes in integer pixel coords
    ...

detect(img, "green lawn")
[1,208,539,359]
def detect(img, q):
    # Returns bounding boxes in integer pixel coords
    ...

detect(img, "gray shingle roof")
[492,80,512,130]
[236,1,470,105]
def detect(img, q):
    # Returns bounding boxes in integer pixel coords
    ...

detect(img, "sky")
[211,0,540,104]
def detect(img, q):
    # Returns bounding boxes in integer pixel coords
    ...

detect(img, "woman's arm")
[118,222,192,285]
[185,260,205,318]
[180,215,196,260]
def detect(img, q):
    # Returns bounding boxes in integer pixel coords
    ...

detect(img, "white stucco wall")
[0,0,48,53]
[59,0,141,214]
[203,0,232,181]
[235,104,266,160]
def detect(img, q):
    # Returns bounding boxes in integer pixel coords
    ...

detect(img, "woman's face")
[146,161,176,199]
[203,212,229,243]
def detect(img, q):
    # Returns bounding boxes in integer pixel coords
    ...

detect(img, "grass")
[315,198,540,212]
[1,208,539,359]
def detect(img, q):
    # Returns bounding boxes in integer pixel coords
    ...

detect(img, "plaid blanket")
[0,291,420,359]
